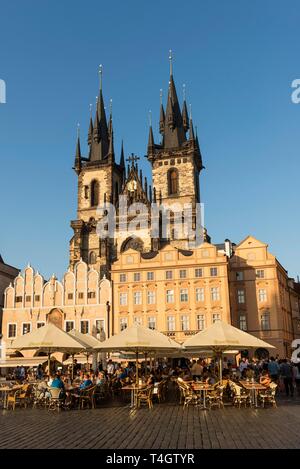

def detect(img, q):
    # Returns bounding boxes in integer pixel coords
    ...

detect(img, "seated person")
[79,374,93,390]
[96,372,107,386]
[146,373,155,386]
[259,370,271,387]
[51,374,65,390]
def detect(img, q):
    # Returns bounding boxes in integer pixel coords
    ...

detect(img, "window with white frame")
[165,270,173,280]
[119,292,128,306]
[37,322,45,329]
[239,314,247,331]
[261,312,270,330]
[166,289,174,303]
[119,273,127,282]
[148,317,156,330]
[65,321,75,332]
[120,317,127,331]
[210,267,218,277]
[180,315,190,331]
[80,320,89,334]
[236,271,244,281]
[179,269,187,279]
[147,271,154,281]
[134,272,141,282]
[133,316,142,326]
[211,287,220,301]
[196,314,205,330]
[256,269,265,279]
[180,288,188,302]
[196,287,205,302]
[22,323,31,335]
[212,313,221,323]
[147,290,156,304]
[133,291,142,305]
[8,324,16,338]
[195,268,203,278]
[237,289,245,304]
[95,319,105,333]
[258,289,267,302]
[167,316,175,331]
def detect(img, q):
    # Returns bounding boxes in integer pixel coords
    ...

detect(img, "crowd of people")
[4,355,300,405]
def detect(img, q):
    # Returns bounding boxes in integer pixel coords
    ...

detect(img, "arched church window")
[89,251,97,265]
[168,168,178,195]
[91,180,99,207]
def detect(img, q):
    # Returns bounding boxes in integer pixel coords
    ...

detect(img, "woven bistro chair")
[16,384,33,408]
[258,382,277,408]
[179,382,198,409]
[48,387,64,411]
[206,385,225,409]
[230,382,251,408]
[6,388,20,410]
[136,385,154,409]
[78,385,96,410]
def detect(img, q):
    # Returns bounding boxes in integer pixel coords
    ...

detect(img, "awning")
[0,357,47,368]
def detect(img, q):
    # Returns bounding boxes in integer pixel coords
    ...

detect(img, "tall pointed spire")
[189,104,195,141]
[74,123,82,175]
[182,84,189,132]
[88,103,93,145]
[148,110,155,154]
[159,89,165,135]
[90,65,109,162]
[163,51,186,149]
[120,140,125,168]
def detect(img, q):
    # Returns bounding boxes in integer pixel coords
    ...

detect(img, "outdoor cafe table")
[192,383,215,409]
[122,384,147,408]
[239,381,266,408]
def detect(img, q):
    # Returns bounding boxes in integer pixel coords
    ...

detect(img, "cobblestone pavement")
[0,396,300,449]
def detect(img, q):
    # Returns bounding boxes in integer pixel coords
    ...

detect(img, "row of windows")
[119,267,218,283]
[238,313,271,331]
[237,288,268,304]
[7,319,105,338]
[119,287,221,306]
[235,269,265,281]
[14,292,97,303]
[120,314,222,332]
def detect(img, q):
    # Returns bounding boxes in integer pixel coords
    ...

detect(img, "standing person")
[107,360,115,379]
[190,360,203,381]
[280,359,294,397]
[36,364,44,380]
[293,363,300,397]
[268,357,280,383]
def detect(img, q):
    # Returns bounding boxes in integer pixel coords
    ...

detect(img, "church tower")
[147,52,204,248]
[70,67,125,277]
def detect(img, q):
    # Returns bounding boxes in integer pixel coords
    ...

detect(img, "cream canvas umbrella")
[183,320,275,382]
[11,323,84,374]
[94,324,181,385]
[68,329,103,378]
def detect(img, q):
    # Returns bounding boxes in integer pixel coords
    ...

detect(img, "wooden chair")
[136,386,154,409]
[78,385,96,409]
[259,382,277,408]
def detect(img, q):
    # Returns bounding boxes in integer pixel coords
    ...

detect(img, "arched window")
[89,251,97,265]
[90,180,99,207]
[168,168,178,195]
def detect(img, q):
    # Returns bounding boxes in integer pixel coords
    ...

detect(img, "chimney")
[224,239,232,258]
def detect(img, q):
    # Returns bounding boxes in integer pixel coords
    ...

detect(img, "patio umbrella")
[183,321,275,383]
[94,324,181,385]
[68,329,103,378]
[11,323,84,375]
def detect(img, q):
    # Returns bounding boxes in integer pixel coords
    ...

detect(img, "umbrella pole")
[136,351,139,386]
[71,354,74,380]
[48,352,51,378]
[219,352,223,384]
[144,352,148,378]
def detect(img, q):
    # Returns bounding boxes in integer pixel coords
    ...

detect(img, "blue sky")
[0,0,299,280]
